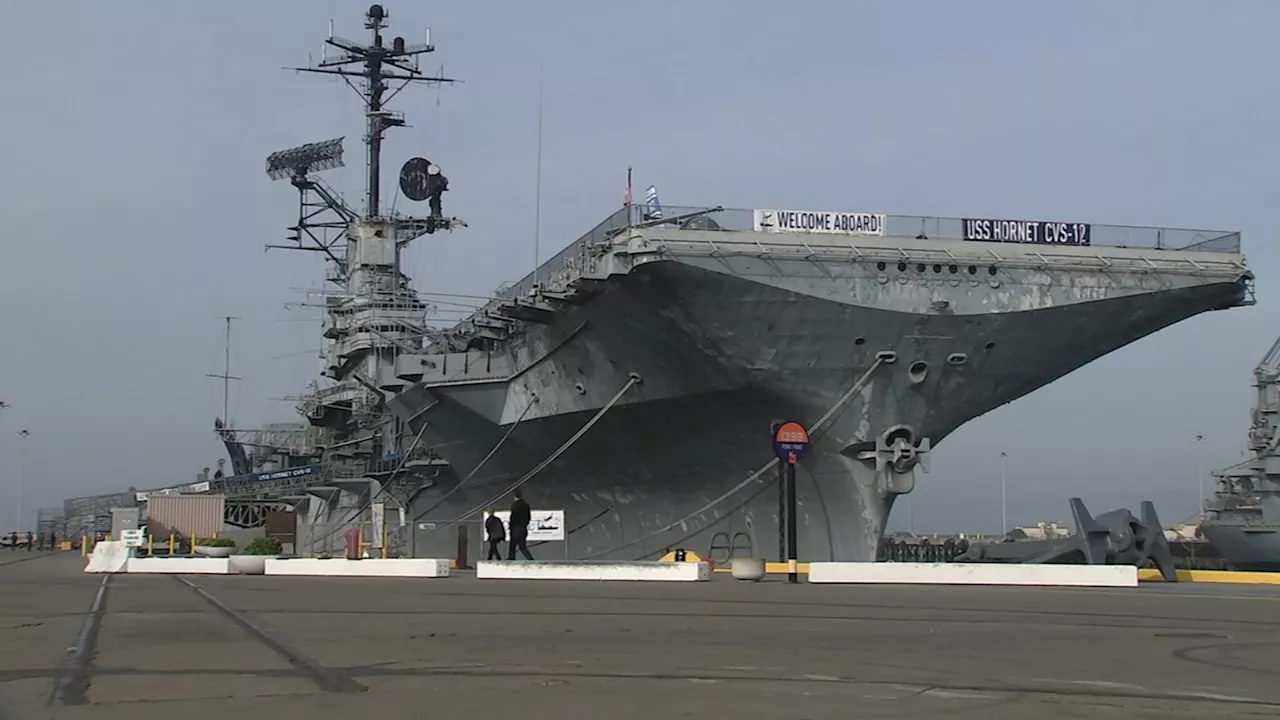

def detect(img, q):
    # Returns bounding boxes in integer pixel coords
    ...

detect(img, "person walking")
[484,509,506,560]
[506,488,534,560]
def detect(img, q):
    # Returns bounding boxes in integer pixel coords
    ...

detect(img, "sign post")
[772,421,810,584]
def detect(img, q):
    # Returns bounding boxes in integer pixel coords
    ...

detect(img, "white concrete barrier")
[807,562,1138,587]
[476,561,711,582]
[126,557,232,574]
[263,558,450,578]
[84,541,129,573]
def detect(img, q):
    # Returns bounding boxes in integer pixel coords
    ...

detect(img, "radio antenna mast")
[206,316,242,428]
[291,3,456,219]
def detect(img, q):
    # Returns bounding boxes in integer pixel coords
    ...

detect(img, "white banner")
[486,509,565,542]
[753,208,885,236]
[370,501,385,549]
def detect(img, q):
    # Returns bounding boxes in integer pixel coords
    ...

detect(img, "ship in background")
[1201,336,1280,570]
[65,5,1253,561]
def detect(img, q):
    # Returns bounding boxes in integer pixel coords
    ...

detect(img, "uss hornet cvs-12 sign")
[754,209,885,236]
[962,217,1091,246]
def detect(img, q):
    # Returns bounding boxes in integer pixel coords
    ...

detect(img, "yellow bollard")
[81,536,87,557]
[148,534,154,555]
[168,534,175,555]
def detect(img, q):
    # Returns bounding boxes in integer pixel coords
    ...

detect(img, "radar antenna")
[296,3,456,221]
[265,3,466,269]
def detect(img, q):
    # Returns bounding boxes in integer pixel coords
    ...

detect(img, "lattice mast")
[296,3,455,220]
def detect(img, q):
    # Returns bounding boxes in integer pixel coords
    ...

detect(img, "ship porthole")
[947,353,968,366]
[897,262,907,272]
[854,336,866,346]
[987,266,998,275]
[948,264,958,274]
[574,383,586,395]
[916,263,926,272]
[932,264,942,273]
[968,265,977,275]
[908,361,929,384]
[984,341,996,351]
[876,261,886,271]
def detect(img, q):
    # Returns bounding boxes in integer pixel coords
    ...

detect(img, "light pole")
[1194,434,1205,518]
[0,402,8,532]
[999,451,1008,536]
[16,429,30,534]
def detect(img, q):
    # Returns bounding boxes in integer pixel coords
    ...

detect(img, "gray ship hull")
[390,234,1250,563]
[1199,524,1280,571]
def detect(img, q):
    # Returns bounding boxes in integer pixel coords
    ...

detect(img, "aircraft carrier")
[187,4,1252,564]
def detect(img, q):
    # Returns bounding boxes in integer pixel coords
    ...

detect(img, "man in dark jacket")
[484,509,506,560]
[506,488,534,560]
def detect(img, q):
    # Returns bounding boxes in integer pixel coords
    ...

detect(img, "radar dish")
[399,157,433,202]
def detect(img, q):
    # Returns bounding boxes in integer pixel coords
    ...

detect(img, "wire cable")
[410,396,539,524]
[443,374,642,528]
[581,358,888,559]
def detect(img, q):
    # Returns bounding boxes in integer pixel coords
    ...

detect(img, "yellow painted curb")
[1137,568,1280,584]
[711,562,811,574]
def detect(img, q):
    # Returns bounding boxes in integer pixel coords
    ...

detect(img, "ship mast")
[290,3,456,220]
[258,4,465,489]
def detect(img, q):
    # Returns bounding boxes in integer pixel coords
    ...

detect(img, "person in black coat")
[506,488,534,560]
[484,509,506,561]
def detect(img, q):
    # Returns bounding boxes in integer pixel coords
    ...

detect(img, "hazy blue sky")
[1,0,1275,534]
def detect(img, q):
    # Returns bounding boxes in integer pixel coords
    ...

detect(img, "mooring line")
[49,573,111,706]
[173,576,366,694]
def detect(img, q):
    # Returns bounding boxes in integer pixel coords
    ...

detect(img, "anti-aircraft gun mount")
[953,497,1179,581]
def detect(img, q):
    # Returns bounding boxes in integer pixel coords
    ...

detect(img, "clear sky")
[1,0,1275,534]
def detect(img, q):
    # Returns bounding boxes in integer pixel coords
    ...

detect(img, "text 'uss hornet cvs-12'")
[215,4,1253,563]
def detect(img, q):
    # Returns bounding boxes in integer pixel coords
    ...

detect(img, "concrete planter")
[194,545,234,558]
[228,554,269,575]
[730,557,767,581]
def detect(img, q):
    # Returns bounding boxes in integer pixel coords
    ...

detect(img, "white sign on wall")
[753,208,886,236]
[486,509,565,542]
[120,529,145,548]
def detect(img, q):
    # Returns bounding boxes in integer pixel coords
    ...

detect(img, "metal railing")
[493,204,1241,304]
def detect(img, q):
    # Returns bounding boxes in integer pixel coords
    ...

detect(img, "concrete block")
[84,541,128,573]
[476,560,710,582]
[126,557,232,574]
[263,558,450,578]
[807,562,1139,587]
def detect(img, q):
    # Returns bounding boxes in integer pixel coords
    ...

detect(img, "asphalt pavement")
[1,554,1278,719]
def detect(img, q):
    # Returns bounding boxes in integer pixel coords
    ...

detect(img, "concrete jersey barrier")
[264,558,450,578]
[83,541,129,574]
[476,560,711,582]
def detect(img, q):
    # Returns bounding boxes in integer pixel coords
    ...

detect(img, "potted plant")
[194,537,236,558]
[229,537,282,575]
